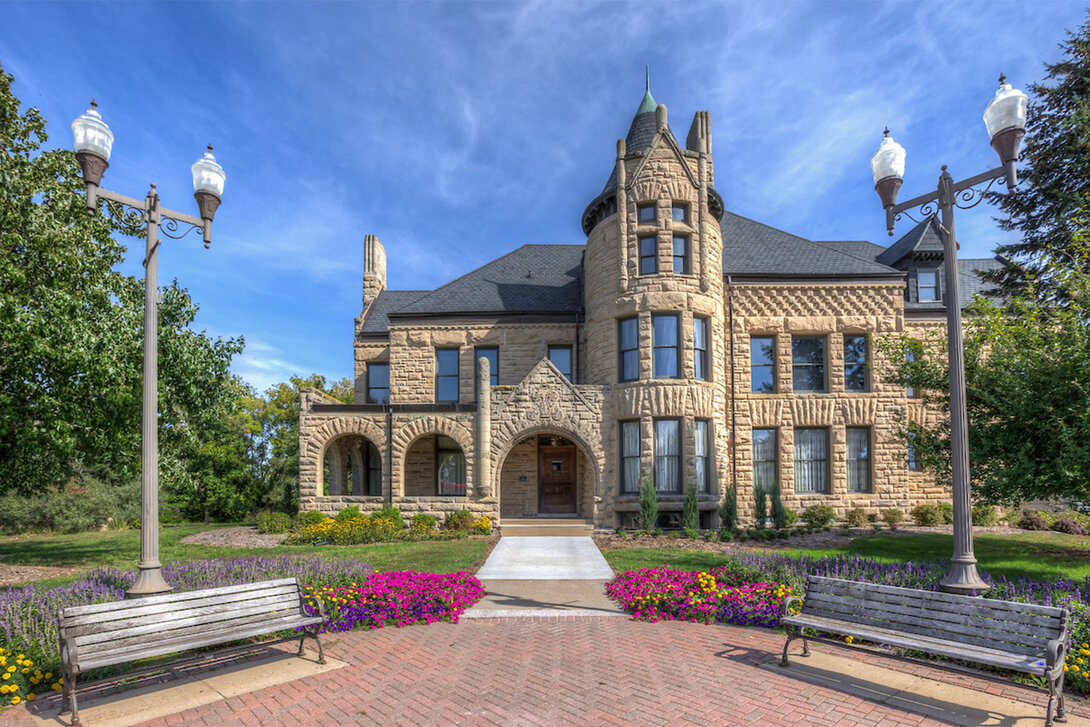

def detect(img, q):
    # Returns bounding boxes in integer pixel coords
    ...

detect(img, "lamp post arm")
[951,165,1004,196]
[891,188,940,217]
[94,186,149,211]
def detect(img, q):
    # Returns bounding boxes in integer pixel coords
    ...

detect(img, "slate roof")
[876,216,945,266]
[719,211,902,278]
[904,256,1007,310]
[814,240,887,261]
[387,244,585,318]
[600,110,680,196]
[360,290,428,334]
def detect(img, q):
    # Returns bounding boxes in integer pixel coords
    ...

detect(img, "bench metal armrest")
[1046,637,1065,672]
[783,595,803,619]
[301,590,327,620]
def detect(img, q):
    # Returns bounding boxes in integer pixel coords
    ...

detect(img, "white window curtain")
[752,428,777,494]
[694,420,709,493]
[794,428,828,493]
[654,420,680,492]
[847,428,870,493]
[622,421,640,493]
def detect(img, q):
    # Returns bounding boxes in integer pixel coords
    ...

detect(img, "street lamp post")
[71,102,226,598]
[870,76,1028,596]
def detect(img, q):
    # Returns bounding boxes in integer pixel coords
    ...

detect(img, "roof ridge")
[722,210,811,243]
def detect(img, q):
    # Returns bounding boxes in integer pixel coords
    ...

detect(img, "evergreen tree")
[986,12,1090,298]
[753,482,768,530]
[719,484,737,531]
[682,484,699,531]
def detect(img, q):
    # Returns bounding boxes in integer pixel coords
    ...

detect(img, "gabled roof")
[720,211,903,278]
[388,244,584,318]
[876,216,945,266]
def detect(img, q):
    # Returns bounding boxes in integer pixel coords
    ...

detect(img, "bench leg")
[781,627,809,666]
[61,672,80,727]
[299,629,326,665]
[1054,672,1067,723]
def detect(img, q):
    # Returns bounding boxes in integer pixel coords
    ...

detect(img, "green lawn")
[600,531,1090,581]
[0,524,494,583]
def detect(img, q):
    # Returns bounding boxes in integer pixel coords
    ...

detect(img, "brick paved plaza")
[22,616,1074,727]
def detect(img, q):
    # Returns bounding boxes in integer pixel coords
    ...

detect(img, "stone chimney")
[363,234,386,310]
[687,111,713,184]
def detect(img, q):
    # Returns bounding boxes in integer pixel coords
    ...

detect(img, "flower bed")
[285,509,491,545]
[305,571,485,630]
[0,555,372,707]
[607,565,794,627]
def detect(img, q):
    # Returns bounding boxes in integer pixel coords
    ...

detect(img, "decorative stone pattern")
[299,106,956,529]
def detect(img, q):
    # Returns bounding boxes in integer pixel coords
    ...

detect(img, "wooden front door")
[538,443,576,514]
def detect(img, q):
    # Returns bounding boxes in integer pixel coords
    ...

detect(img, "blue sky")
[2,1,1085,393]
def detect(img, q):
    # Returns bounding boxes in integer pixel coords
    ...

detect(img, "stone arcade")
[298,82,1001,529]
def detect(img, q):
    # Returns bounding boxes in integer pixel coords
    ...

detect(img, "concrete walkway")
[466,535,622,618]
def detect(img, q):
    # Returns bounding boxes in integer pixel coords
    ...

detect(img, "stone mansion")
[297,84,1001,529]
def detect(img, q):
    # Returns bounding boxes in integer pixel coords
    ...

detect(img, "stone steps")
[499,518,594,537]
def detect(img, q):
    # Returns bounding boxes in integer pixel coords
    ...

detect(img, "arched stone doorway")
[323,435,382,496]
[497,432,594,518]
[403,434,468,497]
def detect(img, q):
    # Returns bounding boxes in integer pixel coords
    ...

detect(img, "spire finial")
[90,98,97,109]
[636,65,657,115]
[998,72,1007,86]
[207,143,214,153]
[883,126,890,138]
[645,65,650,94]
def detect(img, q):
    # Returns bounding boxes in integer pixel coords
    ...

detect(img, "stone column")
[615,139,627,293]
[476,357,492,498]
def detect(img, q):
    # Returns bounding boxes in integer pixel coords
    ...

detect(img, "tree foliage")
[986,12,1090,298]
[877,225,1090,505]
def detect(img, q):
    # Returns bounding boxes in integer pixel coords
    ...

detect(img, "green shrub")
[971,504,999,527]
[718,529,734,542]
[938,503,954,524]
[719,485,737,531]
[256,511,292,534]
[1018,513,1050,531]
[769,481,787,530]
[881,509,904,527]
[682,527,699,539]
[753,484,768,530]
[0,478,141,535]
[443,509,475,532]
[802,504,836,529]
[1051,518,1088,536]
[782,508,798,528]
[335,506,361,522]
[682,485,699,531]
[373,506,404,528]
[639,474,658,532]
[368,510,402,540]
[1054,510,1090,532]
[910,504,942,526]
[411,513,437,531]
[843,507,868,528]
[297,510,327,526]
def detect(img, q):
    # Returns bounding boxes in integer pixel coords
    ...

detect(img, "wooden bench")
[781,575,1071,726]
[57,577,326,726]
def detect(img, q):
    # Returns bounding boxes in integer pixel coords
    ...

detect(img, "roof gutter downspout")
[385,403,393,507]
[727,275,737,512]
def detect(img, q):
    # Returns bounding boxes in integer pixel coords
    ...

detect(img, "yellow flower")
[43,673,52,680]
[845,636,854,644]
[3,674,10,681]
[26,693,35,702]
[10,696,20,705]
[6,665,14,672]
[51,683,62,692]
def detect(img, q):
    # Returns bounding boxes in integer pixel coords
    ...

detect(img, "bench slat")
[808,576,1064,621]
[804,590,1053,643]
[802,590,1056,641]
[783,613,1054,676]
[62,578,303,617]
[64,584,302,628]
[75,613,322,672]
[802,593,1047,657]
[73,596,304,649]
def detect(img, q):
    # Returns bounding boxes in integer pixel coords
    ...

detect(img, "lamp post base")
[126,565,173,599]
[940,557,991,596]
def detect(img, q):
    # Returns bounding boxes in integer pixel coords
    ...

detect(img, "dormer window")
[671,203,689,224]
[918,270,940,302]
[637,203,656,224]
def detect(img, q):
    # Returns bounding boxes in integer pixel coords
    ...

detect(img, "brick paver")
[5,617,1084,726]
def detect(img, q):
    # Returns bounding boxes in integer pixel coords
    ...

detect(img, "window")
[671,202,689,224]
[639,236,657,275]
[693,316,709,381]
[752,428,777,494]
[653,419,681,492]
[918,270,939,302]
[475,347,498,401]
[672,235,688,273]
[618,317,639,382]
[694,420,710,493]
[367,363,389,404]
[843,335,868,392]
[621,420,640,493]
[907,440,920,472]
[750,336,775,393]
[637,203,656,224]
[652,314,680,378]
[794,428,829,493]
[847,427,870,493]
[435,348,459,402]
[365,441,382,496]
[906,350,920,399]
[792,336,826,393]
[436,435,466,495]
[548,345,573,382]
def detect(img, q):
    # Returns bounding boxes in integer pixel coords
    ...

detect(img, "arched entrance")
[323,435,382,496]
[497,432,593,518]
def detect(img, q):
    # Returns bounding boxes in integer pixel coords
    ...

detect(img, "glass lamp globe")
[191,145,226,199]
[71,102,114,162]
[870,130,906,185]
[983,77,1028,142]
